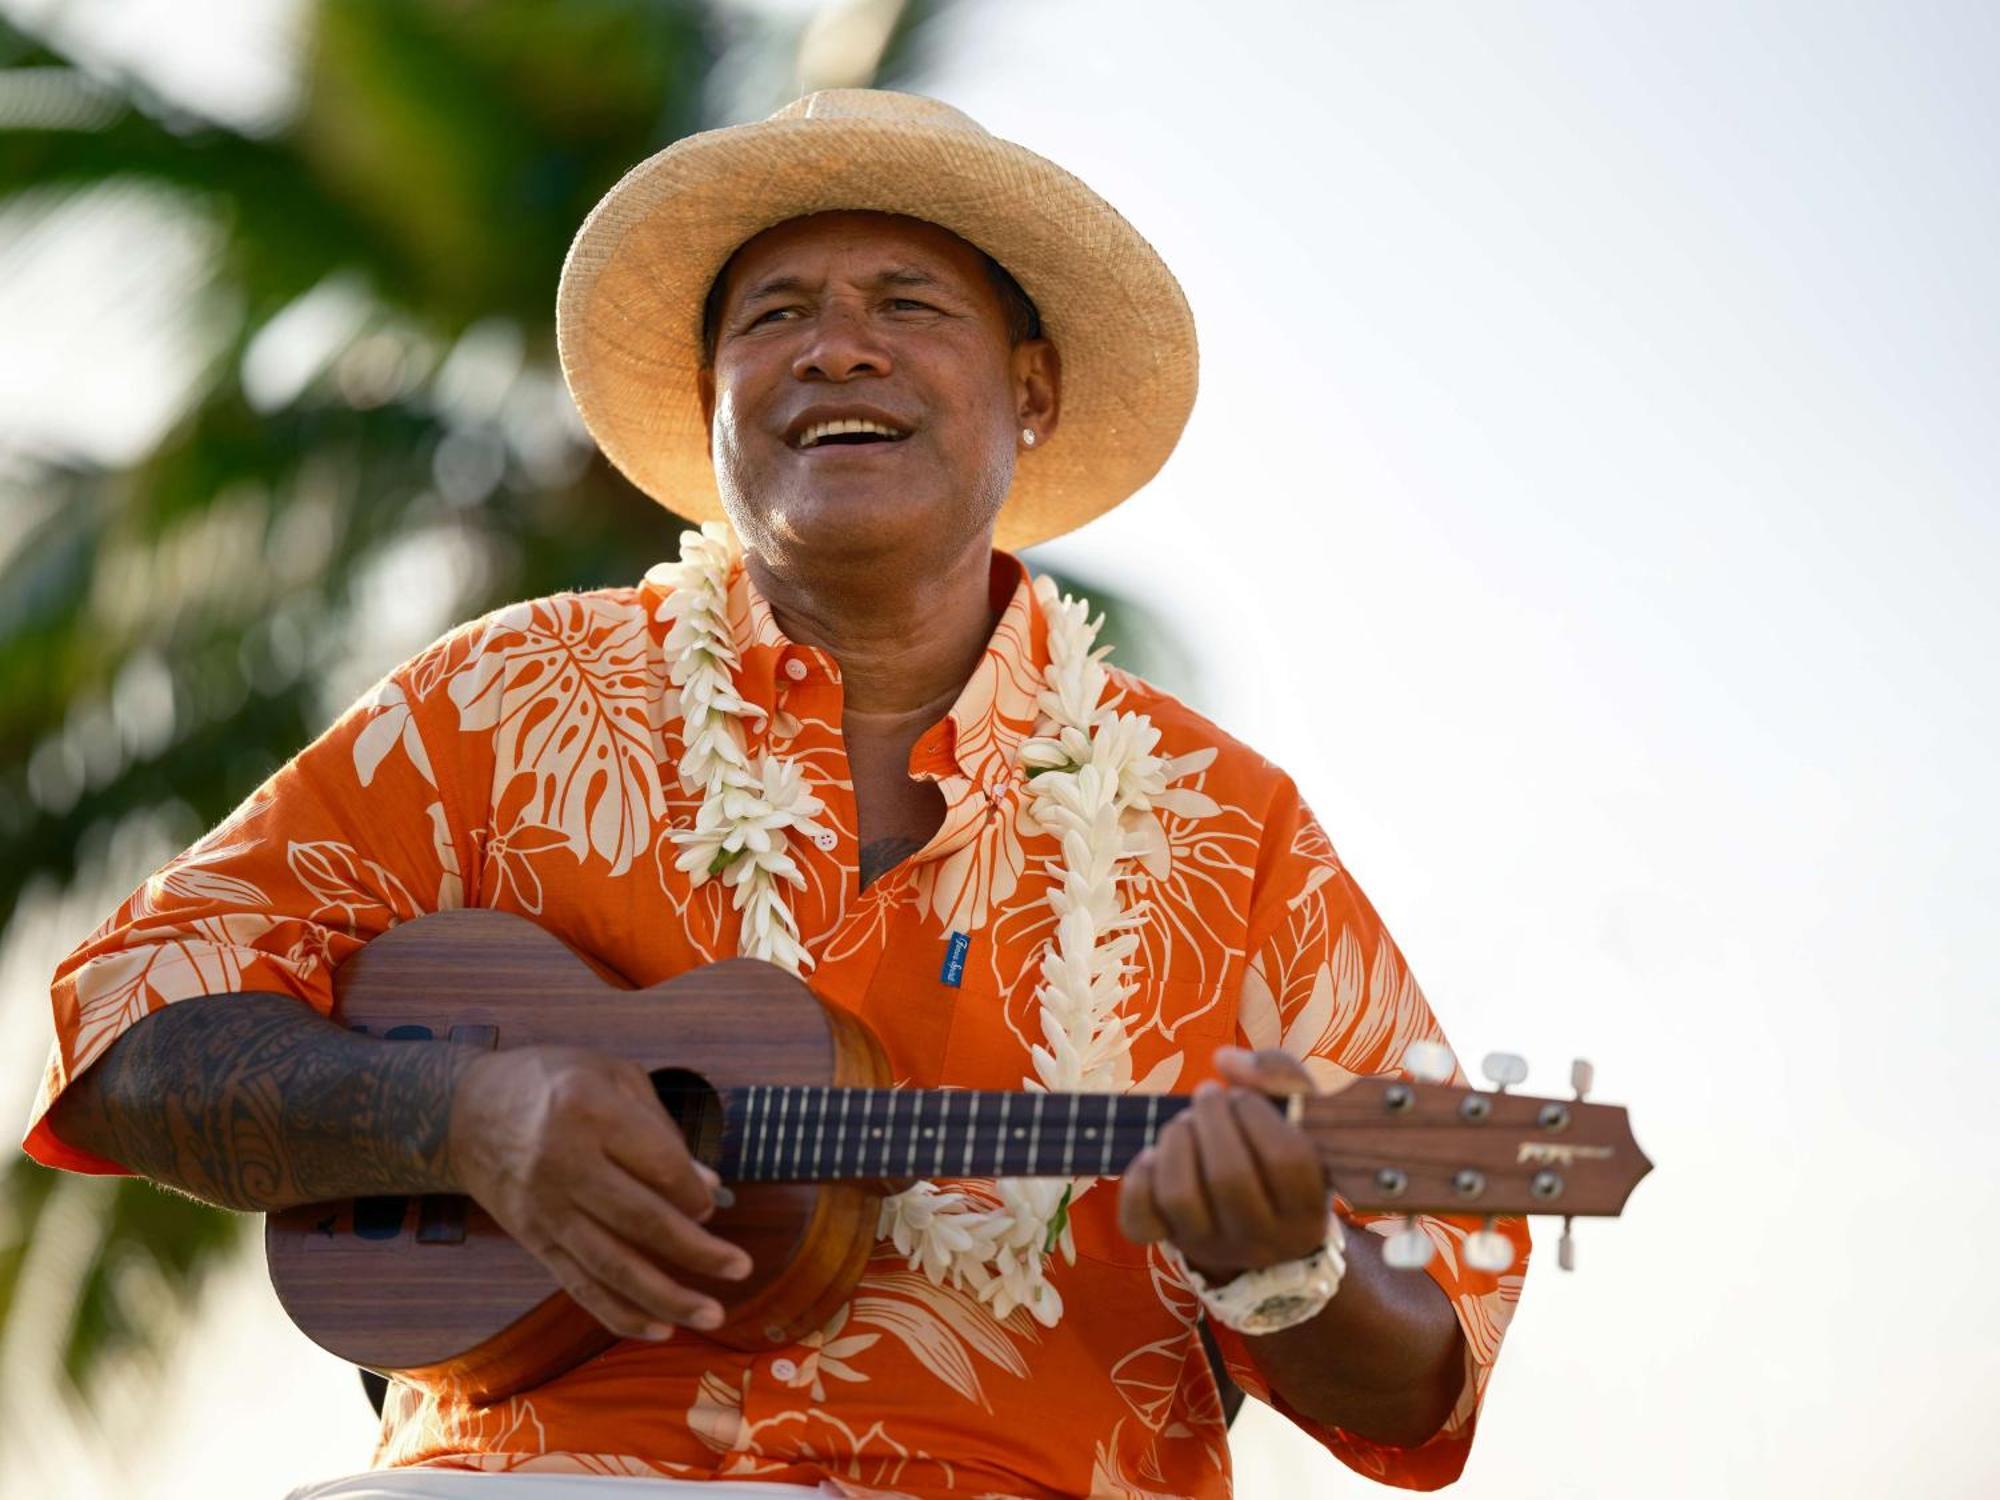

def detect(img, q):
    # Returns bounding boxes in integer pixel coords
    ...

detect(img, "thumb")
[1213,1045,1314,1096]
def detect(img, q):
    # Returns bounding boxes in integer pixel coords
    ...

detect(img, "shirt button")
[770,1357,798,1381]
[810,827,838,852]
[783,658,809,682]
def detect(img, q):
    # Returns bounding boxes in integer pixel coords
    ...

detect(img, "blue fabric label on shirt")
[940,931,971,988]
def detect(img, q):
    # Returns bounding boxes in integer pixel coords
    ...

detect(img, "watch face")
[1248,1293,1319,1330]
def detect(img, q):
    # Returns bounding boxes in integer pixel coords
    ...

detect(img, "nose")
[789,300,891,382]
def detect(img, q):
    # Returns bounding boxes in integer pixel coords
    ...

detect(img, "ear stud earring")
[1021,428,1037,448]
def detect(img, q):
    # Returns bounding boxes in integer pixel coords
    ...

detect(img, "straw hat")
[555,89,1197,550]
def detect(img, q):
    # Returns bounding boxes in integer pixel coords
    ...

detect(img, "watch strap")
[1169,1214,1348,1335]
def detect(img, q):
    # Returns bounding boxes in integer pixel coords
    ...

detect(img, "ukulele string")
[716,1087,1200,1182]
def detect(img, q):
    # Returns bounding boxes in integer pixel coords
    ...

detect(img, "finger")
[537,1241,688,1343]
[575,1162,752,1281]
[557,1214,726,1334]
[1230,1086,1328,1218]
[1117,1148,1173,1244]
[602,1094,717,1222]
[1214,1045,1314,1097]
[1190,1082,1278,1242]
[1152,1111,1214,1245]
[615,1066,727,1203]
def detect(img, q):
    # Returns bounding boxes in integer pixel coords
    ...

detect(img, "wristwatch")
[1173,1214,1348,1336]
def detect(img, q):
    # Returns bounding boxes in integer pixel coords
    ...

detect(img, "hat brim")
[556,112,1197,551]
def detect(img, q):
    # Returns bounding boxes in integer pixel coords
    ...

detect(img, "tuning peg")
[1384,1218,1435,1270]
[1571,1058,1594,1102]
[1558,1216,1576,1272]
[1480,1052,1528,1093]
[1403,1039,1456,1085]
[1465,1218,1514,1273]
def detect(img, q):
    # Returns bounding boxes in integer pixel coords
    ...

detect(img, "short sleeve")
[1209,775,1530,1491]
[21,633,483,1177]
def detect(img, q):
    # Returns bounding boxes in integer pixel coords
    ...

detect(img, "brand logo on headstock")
[1516,1142,1614,1168]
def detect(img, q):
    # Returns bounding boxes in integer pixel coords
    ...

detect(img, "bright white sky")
[4,2,1996,1497]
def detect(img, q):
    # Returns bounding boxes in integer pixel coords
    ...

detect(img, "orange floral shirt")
[25,552,1527,1496]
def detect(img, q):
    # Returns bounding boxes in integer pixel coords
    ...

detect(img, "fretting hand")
[445,1044,753,1340]
[1117,1046,1333,1281]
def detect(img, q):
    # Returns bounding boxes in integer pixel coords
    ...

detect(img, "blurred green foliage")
[0,0,1192,1440]
[0,0,956,1421]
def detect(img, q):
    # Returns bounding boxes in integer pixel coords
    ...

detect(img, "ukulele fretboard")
[719,1086,1192,1182]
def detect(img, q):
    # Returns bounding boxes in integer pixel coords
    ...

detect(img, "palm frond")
[2,0,1121,1434]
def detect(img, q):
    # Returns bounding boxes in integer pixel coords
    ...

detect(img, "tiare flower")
[663,532,1210,1328]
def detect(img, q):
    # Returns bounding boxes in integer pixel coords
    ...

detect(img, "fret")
[864,1096,888,1176]
[811,1086,828,1178]
[1099,1094,1116,1176]
[794,1087,810,1179]
[776,1088,792,1184]
[1061,1093,1080,1176]
[1028,1093,1044,1174]
[931,1092,948,1176]
[877,1090,895,1175]
[798,1087,814,1179]
[757,1086,775,1181]
[1144,1093,1160,1152]
[894,1089,906,1175]
[738,1086,760,1181]
[997,1094,1013,1176]
[775,1088,793,1179]
[837,1088,852,1179]
[963,1093,978,1175]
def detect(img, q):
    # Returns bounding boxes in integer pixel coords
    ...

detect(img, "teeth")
[799,417,904,447]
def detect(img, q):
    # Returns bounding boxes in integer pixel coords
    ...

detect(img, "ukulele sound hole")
[352,1196,409,1239]
[651,1068,724,1171]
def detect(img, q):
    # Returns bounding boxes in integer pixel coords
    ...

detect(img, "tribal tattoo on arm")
[47,993,479,1213]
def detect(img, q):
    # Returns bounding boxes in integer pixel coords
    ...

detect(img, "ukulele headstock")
[1303,1050,1651,1273]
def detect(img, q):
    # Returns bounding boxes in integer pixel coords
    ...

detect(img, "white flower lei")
[649,523,1194,1328]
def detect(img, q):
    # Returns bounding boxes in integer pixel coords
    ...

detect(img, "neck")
[719,1084,1195,1183]
[743,533,1002,718]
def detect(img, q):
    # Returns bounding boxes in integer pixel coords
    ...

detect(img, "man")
[24,91,1526,1496]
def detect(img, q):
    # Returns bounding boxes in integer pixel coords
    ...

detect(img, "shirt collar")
[654,549,1048,787]
[916,551,1047,788]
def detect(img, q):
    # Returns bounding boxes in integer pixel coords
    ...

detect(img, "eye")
[887,297,935,312]
[747,306,798,327]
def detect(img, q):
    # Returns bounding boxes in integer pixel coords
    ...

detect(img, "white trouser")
[285,1472,828,1499]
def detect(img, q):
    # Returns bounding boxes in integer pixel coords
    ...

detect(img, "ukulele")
[266,908,1651,1404]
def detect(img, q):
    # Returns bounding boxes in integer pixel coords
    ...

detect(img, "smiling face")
[697,211,1058,572]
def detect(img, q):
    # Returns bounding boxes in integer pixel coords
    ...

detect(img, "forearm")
[45,992,482,1213]
[1233,1220,1466,1446]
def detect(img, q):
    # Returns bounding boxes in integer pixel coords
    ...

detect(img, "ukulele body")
[264,908,892,1405]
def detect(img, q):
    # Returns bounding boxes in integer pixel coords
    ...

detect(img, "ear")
[1011,337,1061,440]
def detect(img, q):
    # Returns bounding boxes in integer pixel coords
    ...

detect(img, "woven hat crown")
[776,88,984,131]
